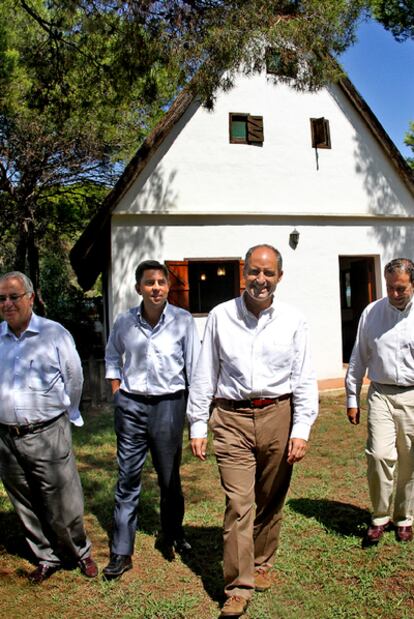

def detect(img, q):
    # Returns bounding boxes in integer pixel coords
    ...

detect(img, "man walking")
[346,258,414,545]
[103,260,200,579]
[187,244,318,617]
[0,271,97,583]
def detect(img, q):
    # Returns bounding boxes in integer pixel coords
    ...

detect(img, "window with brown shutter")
[165,260,190,310]
[229,113,264,145]
[310,117,331,149]
[165,259,245,314]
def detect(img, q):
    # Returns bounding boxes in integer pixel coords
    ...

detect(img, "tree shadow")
[172,524,224,604]
[0,510,34,562]
[288,497,370,538]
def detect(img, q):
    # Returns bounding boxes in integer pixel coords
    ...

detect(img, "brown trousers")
[209,399,292,599]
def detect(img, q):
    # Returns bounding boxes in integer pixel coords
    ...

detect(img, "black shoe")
[173,538,192,555]
[28,563,60,584]
[103,554,132,579]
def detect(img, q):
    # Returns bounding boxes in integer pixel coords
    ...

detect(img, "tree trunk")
[15,214,46,316]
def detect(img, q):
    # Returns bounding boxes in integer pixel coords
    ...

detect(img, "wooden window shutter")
[165,260,189,310]
[310,117,331,149]
[239,260,246,294]
[247,115,264,144]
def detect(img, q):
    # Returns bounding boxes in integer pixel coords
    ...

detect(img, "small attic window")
[310,117,331,149]
[229,113,264,145]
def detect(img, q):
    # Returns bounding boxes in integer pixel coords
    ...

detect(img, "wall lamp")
[289,228,300,250]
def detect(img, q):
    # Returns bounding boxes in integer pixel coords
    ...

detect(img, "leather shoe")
[28,563,60,584]
[254,566,272,591]
[173,538,192,555]
[365,522,391,545]
[103,554,132,579]
[396,525,413,542]
[220,595,249,617]
[78,556,98,578]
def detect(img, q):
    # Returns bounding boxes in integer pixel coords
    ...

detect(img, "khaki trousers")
[209,400,292,600]
[366,382,414,526]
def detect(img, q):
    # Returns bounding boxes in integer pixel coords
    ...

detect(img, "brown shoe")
[28,563,60,584]
[365,521,391,545]
[220,595,249,617]
[255,565,272,591]
[396,525,413,542]
[78,556,98,578]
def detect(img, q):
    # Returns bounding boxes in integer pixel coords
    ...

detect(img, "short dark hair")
[244,244,283,273]
[135,260,169,284]
[384,258,414,284]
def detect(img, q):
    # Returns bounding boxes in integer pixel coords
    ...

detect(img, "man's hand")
[287,438,308,464]
[109,379,121,395]
[190,438,208,461]
[347,407,360,425]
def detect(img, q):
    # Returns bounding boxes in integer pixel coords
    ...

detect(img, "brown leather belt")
[214,394,291,410]
[0,412,65,438]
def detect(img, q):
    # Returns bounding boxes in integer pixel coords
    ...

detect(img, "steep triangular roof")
[70,75,414,291]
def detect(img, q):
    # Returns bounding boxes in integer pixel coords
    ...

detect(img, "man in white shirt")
[103,260,200,579]
[346,258,414,546]
[187,244,318,617]
[0,271,97,583]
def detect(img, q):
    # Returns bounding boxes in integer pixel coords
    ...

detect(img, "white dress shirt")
[0,313,84,426]
[346,297,414,408]
[105,302,201,395]
[187,295,318,440]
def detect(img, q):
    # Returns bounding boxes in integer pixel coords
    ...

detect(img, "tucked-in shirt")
[186,295,318,440]
[105,302,201,395]
[0,312,84,426]
[346,297,414,408]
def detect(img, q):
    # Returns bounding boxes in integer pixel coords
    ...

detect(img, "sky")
[340,17,414,158]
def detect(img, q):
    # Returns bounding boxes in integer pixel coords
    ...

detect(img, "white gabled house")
[71,68,414,380]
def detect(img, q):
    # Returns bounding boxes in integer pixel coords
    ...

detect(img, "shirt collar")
[387,296,414,314]
[136,301,168,325]
[0,311,39,339]
[240,293,276,320]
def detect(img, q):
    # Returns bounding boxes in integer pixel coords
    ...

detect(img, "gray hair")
[244,244,283,273]
[384,258,414,284]
[0,271,34,294]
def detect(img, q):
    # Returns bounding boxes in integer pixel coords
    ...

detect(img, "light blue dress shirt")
[0,312,84,426]
[105,302,201,395]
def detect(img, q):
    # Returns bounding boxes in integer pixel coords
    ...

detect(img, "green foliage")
[0,0,367,296]
[369,0,414,41]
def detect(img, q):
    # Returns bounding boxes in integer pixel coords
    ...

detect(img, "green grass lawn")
[1,392,414,619]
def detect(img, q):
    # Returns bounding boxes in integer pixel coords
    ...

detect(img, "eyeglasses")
[0,292,29,303]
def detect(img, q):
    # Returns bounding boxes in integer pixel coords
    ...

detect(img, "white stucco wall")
[107,72,414,380]
[115,73,413,218]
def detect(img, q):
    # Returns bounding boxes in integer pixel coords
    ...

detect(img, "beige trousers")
[366,382,414,527]
[209,400,292,600]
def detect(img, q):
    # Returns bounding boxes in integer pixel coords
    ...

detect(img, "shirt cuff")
[189,420,208,439]
[347,395,359,408]
[105,368,122,380]
[290,422,311,441]
[69,409,84,427]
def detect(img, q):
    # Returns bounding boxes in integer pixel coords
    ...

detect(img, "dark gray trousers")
[111,389,186,556]
[0,413,91,566]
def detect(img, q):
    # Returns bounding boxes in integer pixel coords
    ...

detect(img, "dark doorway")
[339,256,377,362]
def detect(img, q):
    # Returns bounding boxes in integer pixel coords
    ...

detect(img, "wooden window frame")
[165,259,246,313]
[310,117,331,149]
[229,113,264,145]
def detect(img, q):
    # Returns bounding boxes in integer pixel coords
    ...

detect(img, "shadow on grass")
[0,510,34,561]
[175,524,223,603]
[288,497,370,538]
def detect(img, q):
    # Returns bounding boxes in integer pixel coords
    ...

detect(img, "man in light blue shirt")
[0,271,97,583]
[103,260,200,579]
